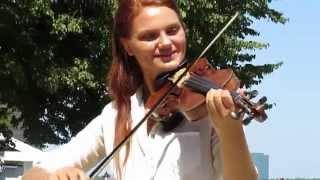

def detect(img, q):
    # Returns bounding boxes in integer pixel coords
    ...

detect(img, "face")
[121,6,186,88]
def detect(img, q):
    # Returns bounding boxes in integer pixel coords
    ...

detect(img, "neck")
[143,72,157,93]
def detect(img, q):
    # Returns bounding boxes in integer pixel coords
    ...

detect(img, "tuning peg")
[258,96,267,105]
[244,90,258,99]
[243,115,254,125]
[254,106,268,122]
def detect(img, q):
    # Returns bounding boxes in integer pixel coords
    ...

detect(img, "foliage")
[0,0,286,148]
[0,104,16,150]
[0,0,113,148]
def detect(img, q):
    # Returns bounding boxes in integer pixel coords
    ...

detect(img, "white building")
[0,137,43,180]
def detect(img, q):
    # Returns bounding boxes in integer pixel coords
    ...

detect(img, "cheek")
[132,42,155,58]
[132,44,155,67]
[175,33,187,50]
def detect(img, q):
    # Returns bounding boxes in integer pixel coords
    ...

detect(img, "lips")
[155,51,177,62]
[156,52,177,62]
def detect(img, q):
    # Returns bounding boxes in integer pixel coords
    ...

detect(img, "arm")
[22,167,51,180]
[22,166,88,180]
[22,103,116,180]
[206,89,258,180]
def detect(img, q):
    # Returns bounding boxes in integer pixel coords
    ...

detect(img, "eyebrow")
[137,22,181,36]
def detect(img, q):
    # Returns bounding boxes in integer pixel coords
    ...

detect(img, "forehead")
[131,6,180,34]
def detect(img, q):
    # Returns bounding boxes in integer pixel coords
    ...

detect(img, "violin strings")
[184,74,219,94]
[186,74,254,115]
[184,77,210,94]
[186,74,216,93]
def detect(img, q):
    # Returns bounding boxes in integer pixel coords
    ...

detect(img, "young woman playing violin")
[23,0,258,179]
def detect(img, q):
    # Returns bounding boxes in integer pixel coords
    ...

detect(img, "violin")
[145,58,268,130]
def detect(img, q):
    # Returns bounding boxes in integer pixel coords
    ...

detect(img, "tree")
[0,0,287,149]
[0,0,114,148]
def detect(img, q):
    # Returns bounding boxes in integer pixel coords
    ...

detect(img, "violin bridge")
[168,67,190,88]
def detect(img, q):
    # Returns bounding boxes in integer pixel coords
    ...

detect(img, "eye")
[166,25,180,36]
[140,32,159,41]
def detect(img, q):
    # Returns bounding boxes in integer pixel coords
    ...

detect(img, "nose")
[158,32,172,49]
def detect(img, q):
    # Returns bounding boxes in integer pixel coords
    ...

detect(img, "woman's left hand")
[205,88,243,137]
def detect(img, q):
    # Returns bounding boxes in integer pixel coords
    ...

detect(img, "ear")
[120,38,134,56]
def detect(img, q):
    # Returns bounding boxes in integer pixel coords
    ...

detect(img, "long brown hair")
[107,0,184,178]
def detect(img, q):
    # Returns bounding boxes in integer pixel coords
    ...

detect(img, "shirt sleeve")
[35,103,116,172]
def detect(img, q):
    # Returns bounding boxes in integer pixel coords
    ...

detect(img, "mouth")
[155,51,178,62]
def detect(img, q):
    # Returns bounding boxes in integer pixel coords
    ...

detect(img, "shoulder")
[100,87,144,131]
[100,101,117,121]
[99,87,144,124]
[89,101,117,145]
[81,101,117,132]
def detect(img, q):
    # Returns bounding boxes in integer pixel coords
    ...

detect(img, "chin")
[163,54,184,67]
[160,59,182,72]
[153,52,184,75]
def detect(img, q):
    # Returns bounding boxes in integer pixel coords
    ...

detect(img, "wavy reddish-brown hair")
[107,0,183,178]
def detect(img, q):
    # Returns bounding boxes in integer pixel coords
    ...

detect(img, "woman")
[22,0,258,180]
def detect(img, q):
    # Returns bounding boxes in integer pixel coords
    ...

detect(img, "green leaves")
[52,15,88,37]
[29,0,53,17]
[0,0,109,148]
[0,104,19,150]
[0,104,15,128]
[43,58,99,94]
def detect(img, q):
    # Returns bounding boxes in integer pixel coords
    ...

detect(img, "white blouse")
[37,90,223,180]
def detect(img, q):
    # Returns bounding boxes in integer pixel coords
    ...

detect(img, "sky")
[245,0,320,178]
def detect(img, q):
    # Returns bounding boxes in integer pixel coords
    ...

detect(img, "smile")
[155,51,177,58]
[155,51,177,62]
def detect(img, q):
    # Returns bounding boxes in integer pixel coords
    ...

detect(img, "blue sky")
[245,0,320,178]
